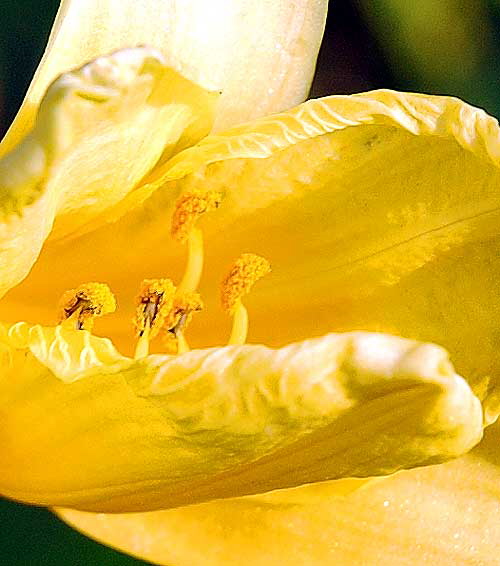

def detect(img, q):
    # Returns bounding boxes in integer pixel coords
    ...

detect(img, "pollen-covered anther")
[134,278,176,339]
[58,282,116,331]
[222,254,271,346]
[171,189,223,243]
[161,291,204,354]
[221,254,271,314]
[164,291,203,331]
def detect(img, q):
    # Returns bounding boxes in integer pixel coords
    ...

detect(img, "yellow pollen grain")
[221,254,271,313]
[134,278,176,339]
[171,190,223,242]
[160,291,203,354]
[164,291,204,332]
[58,282,116,331]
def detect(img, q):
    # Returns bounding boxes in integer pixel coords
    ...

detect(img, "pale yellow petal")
[0,324,481,511]
[1,0,327,155]
[57,422,500,566]
[0,47,217,297]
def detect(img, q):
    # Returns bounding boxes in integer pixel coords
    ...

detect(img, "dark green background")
[0,499,152,565]
[1,1,499,564]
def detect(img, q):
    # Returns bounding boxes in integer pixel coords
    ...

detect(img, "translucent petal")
[0,324,481,512]
[0,0,327,155]
[0,47,217,297]
[57,422,500,566]
[6,91,498,406]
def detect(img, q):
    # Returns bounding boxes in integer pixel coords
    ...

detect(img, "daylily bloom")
[1,1,500,565]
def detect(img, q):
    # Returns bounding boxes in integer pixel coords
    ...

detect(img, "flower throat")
[57,191,270,357]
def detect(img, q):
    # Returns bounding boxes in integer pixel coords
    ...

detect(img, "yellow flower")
[1,2,500,565]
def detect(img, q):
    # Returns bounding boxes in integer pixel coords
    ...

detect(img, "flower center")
[57,191,269,356]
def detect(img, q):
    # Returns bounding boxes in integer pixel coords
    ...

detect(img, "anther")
[58,282,116,331]
[221,254,270,345]
[171,190,223,243]
[161,291,203,354]
[171,190,223,293]
[134,278,176,358]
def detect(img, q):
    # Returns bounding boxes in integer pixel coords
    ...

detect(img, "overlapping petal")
[0,0,327,156]
[0,72,497,565]
[0,322,481,512]
[4,91,498,403]
[2,3,495,564]
[57,422,500,566]
[0,47,217,298]
[147,91,500,396]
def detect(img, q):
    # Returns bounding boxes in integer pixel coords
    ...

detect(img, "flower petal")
[0,325,481,512]
[13,89,496,394]
[0,47,217,297]
[0,0,327,154]
[56,423,500,566]
[3,91,498,403]
[162,91,500,416]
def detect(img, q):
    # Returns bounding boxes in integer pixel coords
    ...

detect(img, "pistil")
[221,254,270,345]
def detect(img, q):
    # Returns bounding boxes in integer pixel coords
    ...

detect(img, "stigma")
[58,282,116,330]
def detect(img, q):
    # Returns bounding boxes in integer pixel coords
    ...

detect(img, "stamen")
[171,190,223,293]
[221,254,270,345]
[134,278,176,358]
[178,227,204,294]
[171,190,223,243]
[161,291,203,354]
[58,282,116,331]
